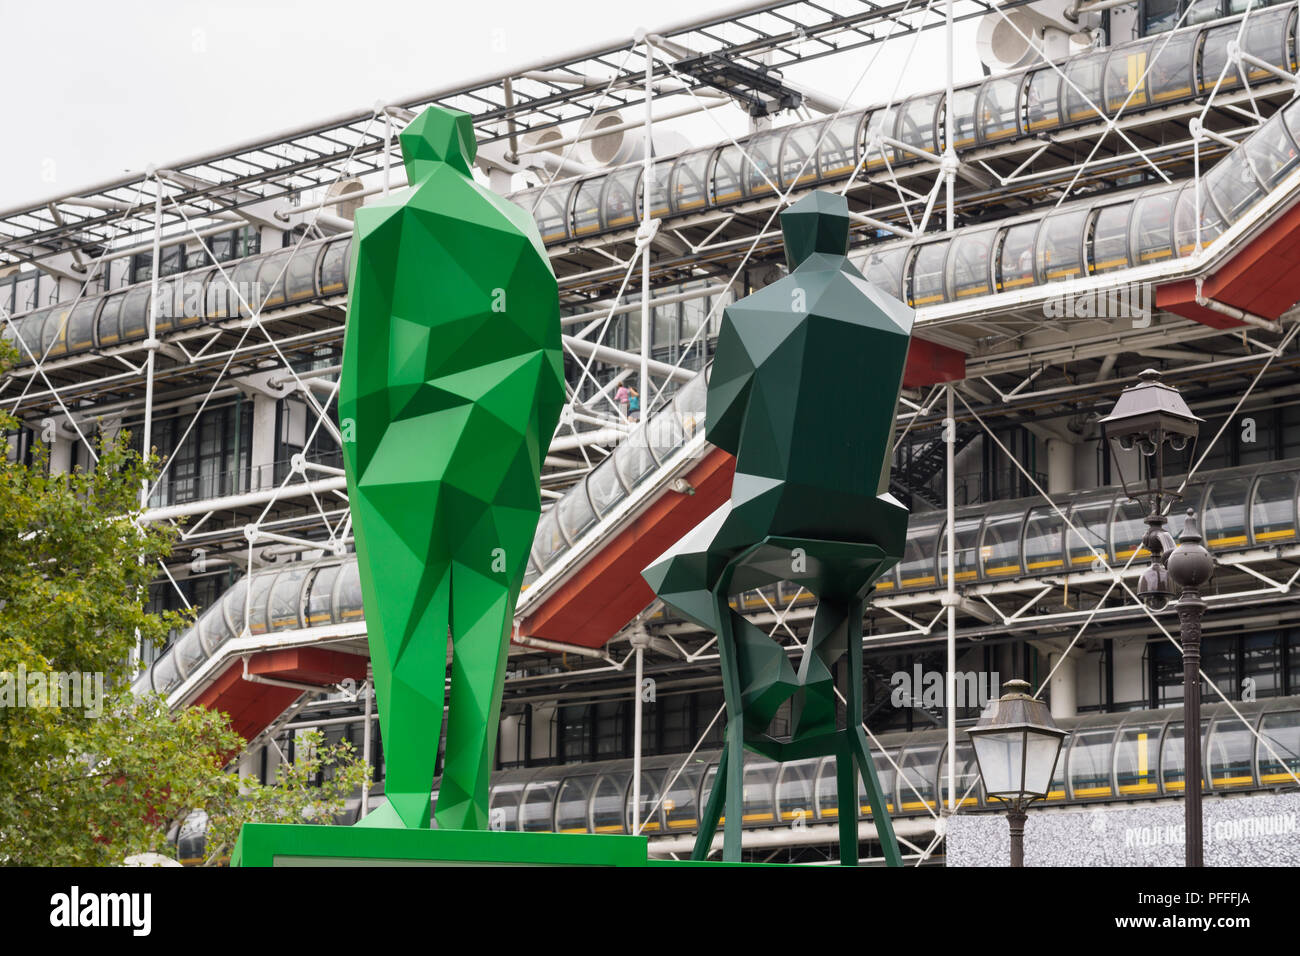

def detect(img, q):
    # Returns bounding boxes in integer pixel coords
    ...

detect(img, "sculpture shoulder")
[350,168,555,287]
[358,167,550,262]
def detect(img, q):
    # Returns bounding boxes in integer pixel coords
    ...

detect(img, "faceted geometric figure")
[339,106,565,832]
[642,190,915,865]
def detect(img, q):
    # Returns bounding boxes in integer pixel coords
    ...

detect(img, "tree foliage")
[0,340,368,864]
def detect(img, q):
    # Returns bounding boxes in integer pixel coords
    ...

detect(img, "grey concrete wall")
[946,792,1300,866]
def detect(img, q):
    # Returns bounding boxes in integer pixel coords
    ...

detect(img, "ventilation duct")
[325,179,365,221]
[976,1,1094,73]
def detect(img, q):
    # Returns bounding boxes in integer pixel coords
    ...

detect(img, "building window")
[1142,0,1224,35]
[660,693,691,753]
[211,231,236,263]
[1151,633,1249,707]
[1141,0,1180,34]
[695,690,725,748]
[128,247,185,285]
[0,272,16,314]
[235,226,261,259]
[137,401,252,506]
[559,704,592,762]
[1242,633,1283,699]
[594,701,626,758]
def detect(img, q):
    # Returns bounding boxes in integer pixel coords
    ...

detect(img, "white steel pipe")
[945,383,957,814]
[640,33,655,419]
[560,285,732,327]
[142,181,162,508]
[138,475,349,522]
[561,334,695,383]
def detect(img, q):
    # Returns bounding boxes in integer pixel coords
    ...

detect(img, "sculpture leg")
[836,739,860,866]
[435,559,518,831]
[692,744,729,861]
[843,594,903,866]
[852,728,902,867]
[713,591,747,862]
[356,559,452,829]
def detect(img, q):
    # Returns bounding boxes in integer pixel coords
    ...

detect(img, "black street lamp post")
[1167,508,1215,866]
[1099,368,1212,867]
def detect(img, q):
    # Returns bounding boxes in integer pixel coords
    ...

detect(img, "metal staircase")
[890,423,979,510]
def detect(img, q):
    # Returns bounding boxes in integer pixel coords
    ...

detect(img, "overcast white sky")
[0,0,979,210]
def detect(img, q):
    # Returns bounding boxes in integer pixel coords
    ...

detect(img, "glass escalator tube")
[1249,467,1298,546]
[857,242,908,302]
[975,71,1026,145]
[709,141,748,207]
[1061,49,1108,126]
[1127,185,1179,267]
[978,505,1027,580]
[570,177,603,238]
[10,308,48,363]
[600,165,641,232]
[894,93,943,163]
[472,697,1300,839]
[938,515,983,586]
[817,112,864,180]
[781,118,827,189]
[744,129,784,197]
[1103,39,1154,115]
[65,297,102,353]
[1203,144,1265,225]
[1035,206,1088,284]
[669,149,712,215]
[1172,181,1225,257]
[284,240,325,303]
[1147,28,1198,106]
[40,305,73,360]
[941,84,980,153]
[994,216,1043,293]
[1088,196,1135,274]
[906,239,951,307]
[945,228,995,301]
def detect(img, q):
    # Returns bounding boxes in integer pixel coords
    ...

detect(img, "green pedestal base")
[232,824,649,867]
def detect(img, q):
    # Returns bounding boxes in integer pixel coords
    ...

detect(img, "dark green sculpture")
[642,191,913,865]
[340,106,565,831]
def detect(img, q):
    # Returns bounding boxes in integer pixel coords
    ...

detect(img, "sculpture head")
[399,106,477,181]
[780,190,851,271]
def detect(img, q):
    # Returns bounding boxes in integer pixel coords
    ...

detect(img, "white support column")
[943,0,956,235]
[1046,437,1076,496]
[638,31,654,419]
[382,108,393,198]
[531,702,557,763]
[1048,648,1078,721]
[238,749,259,782]
[361,662,373,813]
[141,177,163,509]
[632,637,645,834]
[945,384,957,814]
[941,21,959,815]
[46,418,72,474]
[250,393,278,490]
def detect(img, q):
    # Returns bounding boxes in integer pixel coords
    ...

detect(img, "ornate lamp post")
[1099,368,1211,866]
[968,679,1067,867]
[1166,508,1215,866]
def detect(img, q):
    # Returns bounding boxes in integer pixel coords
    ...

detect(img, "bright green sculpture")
[642,191,913,865]
[339,106,565,831]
